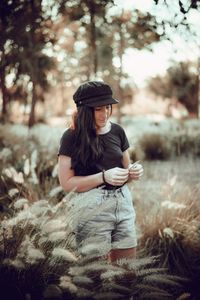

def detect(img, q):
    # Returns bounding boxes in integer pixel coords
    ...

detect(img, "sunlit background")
[1,0,200,126]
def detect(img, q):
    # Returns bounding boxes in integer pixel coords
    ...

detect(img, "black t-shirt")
[58,122,129,185]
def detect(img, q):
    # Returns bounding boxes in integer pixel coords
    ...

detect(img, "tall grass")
[1,122,200,299]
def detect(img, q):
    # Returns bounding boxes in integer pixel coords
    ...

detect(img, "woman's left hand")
[128,163,144,181]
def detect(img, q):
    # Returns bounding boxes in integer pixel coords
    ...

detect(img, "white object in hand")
[128,161,141,170]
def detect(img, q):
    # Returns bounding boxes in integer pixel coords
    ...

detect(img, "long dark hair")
[71,106,109,173]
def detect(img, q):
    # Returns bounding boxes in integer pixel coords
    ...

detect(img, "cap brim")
[86,97,119,107]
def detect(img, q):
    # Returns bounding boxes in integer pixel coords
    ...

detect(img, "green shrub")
[171,133,200,157]
[128,145,145,163]
[139,133,171,160]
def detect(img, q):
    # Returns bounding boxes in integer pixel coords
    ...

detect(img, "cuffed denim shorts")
[70,184,137,256]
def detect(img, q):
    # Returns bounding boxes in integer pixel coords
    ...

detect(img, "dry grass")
[129,157,200,298]
[1,123,200,299]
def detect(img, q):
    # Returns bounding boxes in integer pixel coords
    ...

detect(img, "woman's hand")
[128,162,144,181]
[104,167,129,186]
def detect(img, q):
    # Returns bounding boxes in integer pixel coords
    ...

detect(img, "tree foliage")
[0,0,56,126]
[154,0,200,14]
[0,0,200,124]
[148,61,199,115]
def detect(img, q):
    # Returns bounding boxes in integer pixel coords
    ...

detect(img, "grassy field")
[0,121,200,299]
[132,157,200,212]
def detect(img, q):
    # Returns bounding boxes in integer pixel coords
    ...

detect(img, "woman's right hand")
[104,167,129,186]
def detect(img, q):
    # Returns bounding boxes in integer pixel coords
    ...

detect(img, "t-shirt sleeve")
[119,126,130,152]
[58,129,75,157]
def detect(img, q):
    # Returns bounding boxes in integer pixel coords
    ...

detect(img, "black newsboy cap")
[73,81,119,107]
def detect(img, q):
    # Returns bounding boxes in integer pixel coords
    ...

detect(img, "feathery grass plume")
[116,256,158,271]
[161,201,186,210]
[48,186,63,198]
[59,275,78,294]
[3,166,24,184]
[42,219,66,234]
[68,260,127,295]
[5,209,34,226]
[25,247,45,264]
[29,199,51,216]
[52,163,58,178]
[76,252,108,266]
[107,256,185,299]
[52,248,77,262]
[79,240,111,257]
[136,267,167,277]
[100,269,126,281]
[163,227,174,239]
[181,220,200,249]
[16,235,45,265]
[69,261,124,277]
[13,198,29,210]
[176,293,191,300]
[142,273,184,288]
[8,188,19,198]
[3,258,25,269]
[29,149,39,185]
[23,158,30,175]
[37,236,48,246]
[47,231,67,243]
[0,147,12,161]
[72,275,94,287]
[2,222,13,239]
[51,191,74,214]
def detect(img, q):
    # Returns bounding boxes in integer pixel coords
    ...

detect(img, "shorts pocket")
[122,186,133,204]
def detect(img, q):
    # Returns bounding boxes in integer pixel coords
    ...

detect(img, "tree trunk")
[28,82,37,127]
[116,21,124,124]
[28,0,38,128]
[89,5,98,77]
[0,65,9,122]
[197,57,200,118]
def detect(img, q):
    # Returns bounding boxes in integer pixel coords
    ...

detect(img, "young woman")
[58,81,143,262]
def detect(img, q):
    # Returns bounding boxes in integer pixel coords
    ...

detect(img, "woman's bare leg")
[108,247,136,263]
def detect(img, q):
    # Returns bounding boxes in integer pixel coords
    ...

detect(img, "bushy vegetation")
[0,121,200,299]
[147,62,199,115]
[127,118,200,161]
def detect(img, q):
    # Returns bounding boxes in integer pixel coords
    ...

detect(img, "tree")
[108,9,164,122]
[0,0,16,121]
[148,61,199,115]
[0,0,56,126]
[56,3,167,122]
[59,0,114,78]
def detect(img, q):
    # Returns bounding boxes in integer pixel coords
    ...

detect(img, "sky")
[113,0,200,87]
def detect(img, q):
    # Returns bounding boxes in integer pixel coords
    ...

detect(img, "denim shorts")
[70,184,137,256]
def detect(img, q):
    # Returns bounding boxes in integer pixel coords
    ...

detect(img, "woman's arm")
[122,149,131,169]
[58,155,104,192]
[58,155,129,193]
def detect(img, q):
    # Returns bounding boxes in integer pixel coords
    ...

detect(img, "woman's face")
[94,105,112,129]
